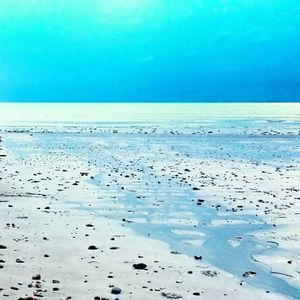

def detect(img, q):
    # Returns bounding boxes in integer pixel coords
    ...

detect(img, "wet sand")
[0,106,300,299]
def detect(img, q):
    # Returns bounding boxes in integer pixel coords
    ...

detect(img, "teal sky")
[0,0,299,102]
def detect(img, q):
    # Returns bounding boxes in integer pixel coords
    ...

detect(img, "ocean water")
[0,103,299,124]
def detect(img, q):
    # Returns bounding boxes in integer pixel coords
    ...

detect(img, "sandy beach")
[1,0,300,297]
[0,103,300,299]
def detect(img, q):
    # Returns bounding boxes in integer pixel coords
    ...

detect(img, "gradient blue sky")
[0,0,299,102]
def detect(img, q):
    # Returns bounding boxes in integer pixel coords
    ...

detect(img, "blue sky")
[0,0,299,102]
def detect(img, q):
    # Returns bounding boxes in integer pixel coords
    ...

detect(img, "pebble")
[32,274,41,280]
[88,245,98,250]
[111,287,122,294]
[133,263,147,270]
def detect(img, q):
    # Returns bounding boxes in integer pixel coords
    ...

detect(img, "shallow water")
[79,165,300,299]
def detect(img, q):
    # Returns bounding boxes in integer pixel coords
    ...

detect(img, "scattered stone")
[133,263,147,270]
[243,271,257,278]
[161,292,183,299]
[88,245,98,250]
[194,255,202,260]
[201,270,218,277]
[32,274,41,280]
[52,279,60,284]
[111,287,122,294]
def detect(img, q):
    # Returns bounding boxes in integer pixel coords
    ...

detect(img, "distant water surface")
[0,103,299,124]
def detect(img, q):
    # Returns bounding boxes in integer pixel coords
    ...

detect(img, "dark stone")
[161,292,182,299]
[111,287,122,294]
[32,274,41,280]
[133,263,147,270]
[242,271,256,277]
[88,245,98,250]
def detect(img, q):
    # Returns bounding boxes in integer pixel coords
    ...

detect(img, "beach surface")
[0,103,300,299]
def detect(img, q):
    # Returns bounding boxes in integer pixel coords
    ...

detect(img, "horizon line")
[0,101,300,104]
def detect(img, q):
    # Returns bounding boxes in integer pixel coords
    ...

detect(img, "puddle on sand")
[66,171,300,299]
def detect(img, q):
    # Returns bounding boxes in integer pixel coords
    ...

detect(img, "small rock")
[242,271,257,278]
[133,263,147,270]
[32,274,41,280]
[111,287,122,294]
[88,245,98,250]
[194,255,202,260]
[161,292,182,299]
[52,279,60,284]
